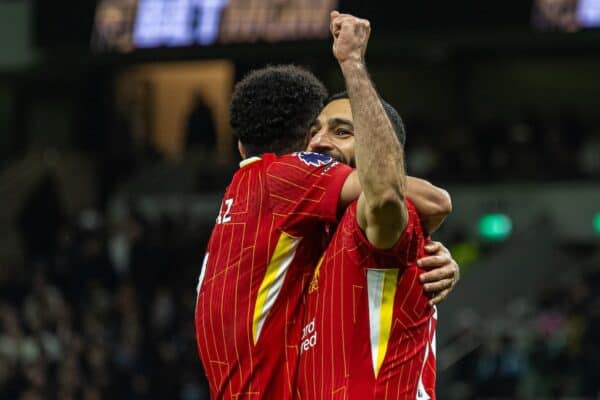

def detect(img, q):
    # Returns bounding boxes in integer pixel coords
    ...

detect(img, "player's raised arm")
[331,11,407,249]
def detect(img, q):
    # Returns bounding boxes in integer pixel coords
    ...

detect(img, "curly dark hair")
[230,65,328,156]
[327,91,406,146]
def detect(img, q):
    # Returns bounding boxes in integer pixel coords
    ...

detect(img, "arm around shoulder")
[405,177,452,234]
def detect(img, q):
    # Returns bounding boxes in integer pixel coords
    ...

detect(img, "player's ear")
[238,141,247,159]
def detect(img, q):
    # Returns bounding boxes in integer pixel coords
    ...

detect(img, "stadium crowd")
[405,113,600,181]
[0,205,211,400]
[447,252,600,399]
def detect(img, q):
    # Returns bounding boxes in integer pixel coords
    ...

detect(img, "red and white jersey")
[195,152,352,400]
[296,200,437,400]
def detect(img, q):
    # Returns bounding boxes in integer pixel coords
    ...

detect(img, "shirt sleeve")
[265,152,353,232]
[347,198,424,268]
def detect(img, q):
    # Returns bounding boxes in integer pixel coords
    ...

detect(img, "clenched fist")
[330,11,371,64]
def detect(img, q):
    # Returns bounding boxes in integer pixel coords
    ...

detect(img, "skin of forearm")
[340,61,406,208]
[406,177,452,234]
[405,177,452,217]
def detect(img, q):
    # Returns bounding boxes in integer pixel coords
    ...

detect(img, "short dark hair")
[230,65,328,156]
[327,91,406,145]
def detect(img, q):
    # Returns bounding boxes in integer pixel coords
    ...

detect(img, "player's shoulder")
[343,198,424,260]
[265,151,343,178]
[405,197,419,218]
[344,198,419,227]
[405,197,425,236]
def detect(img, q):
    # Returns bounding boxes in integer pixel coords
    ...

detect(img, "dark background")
[0,0,599,399]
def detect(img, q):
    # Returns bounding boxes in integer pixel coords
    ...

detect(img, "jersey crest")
[295,151,334,167]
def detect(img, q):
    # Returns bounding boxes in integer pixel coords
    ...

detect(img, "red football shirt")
[195,152,352,400]
[296,200,437,400]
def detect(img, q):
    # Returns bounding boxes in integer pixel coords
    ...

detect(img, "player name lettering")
[216,198,233,224]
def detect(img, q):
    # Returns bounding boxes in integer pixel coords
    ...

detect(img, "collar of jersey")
[239,156,261,168]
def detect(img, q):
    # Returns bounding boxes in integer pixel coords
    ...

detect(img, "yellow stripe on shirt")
[366,268,399,377]
[252,231,301,344]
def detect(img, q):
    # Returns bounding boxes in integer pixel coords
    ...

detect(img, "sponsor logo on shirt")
[300,319,317,353]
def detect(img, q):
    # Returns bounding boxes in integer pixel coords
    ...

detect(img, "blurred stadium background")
[0,0,599,399]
